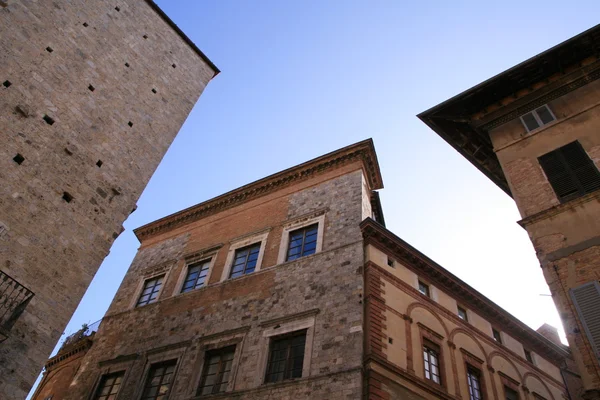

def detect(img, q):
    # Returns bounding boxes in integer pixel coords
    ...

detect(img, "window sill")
[518,189,600,228]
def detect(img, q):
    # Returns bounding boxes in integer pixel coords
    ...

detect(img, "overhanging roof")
[418,24,600,197]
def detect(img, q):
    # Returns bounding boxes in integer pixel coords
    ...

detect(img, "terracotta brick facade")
[419,26,600,399]
[62,142,381,399]
[0,0,217,397]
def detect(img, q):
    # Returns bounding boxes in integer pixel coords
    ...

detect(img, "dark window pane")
[286,224,319,261]
[141,360,177,400]
[521,112,540,131]
[423,344,441,385]
[137,276,164,307]
[197,346,236,395]
[229,243,261,278]
[505,386,519,400]
[535,106,555,125]
[467,367,483,400]
[94,371,125,400]
[265,330,307,383]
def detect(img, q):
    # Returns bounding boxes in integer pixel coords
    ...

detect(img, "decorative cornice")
[360,218,569,364]
[45,338,93,369]
[134,139,382,241]
[479,61,600,131]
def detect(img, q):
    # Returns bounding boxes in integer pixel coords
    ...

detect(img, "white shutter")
[570,282,600,360]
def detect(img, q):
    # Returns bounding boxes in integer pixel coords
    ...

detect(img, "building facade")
[419,25,600,399]
[0,1,218,397]
[51,140,575,400]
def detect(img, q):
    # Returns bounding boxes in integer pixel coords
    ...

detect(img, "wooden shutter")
[570,282,600,360]
[539,141,600,202]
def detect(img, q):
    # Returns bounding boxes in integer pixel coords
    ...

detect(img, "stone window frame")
[129,272,169,310]
[87,355,138,400]
[186,327,249,398]
[172,246,221,295]
[276,213,325,264]
[220,229,270,282]
[255,310,318,386]
[460,348,487,400]
[417,322,447,390]
[132,344,187,400]
[498,371,521,399]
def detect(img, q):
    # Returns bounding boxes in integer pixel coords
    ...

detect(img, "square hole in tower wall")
[46,46,53,53]
[143,34,148,39]
[96,160,103,167]
[13,154,24,165]
[88,84,95,92]
[115,6,120,11]
[62,192,73,203]
[125,62,130,68]
[152,88,157,94]
[43,115,55,125]
[3,80,11,88]
[128,121,133,127]
[83,22,88,27]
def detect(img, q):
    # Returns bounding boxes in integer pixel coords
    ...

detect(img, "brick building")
[51,140,577,400]
[419,25,600,399]
[0,1,218,397]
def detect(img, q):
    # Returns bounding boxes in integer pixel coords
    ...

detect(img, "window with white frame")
[256,312,316,386]
[136,275,164,307]
[277,214,325,264]
[520,105,555,132]
[221,230,269,281]
[181,259,211,293]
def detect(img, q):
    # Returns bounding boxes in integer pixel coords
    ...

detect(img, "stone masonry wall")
[66,170,368,399]
[0,0,215,397]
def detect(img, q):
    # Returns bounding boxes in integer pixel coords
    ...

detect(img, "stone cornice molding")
[45,337,93,369]
[135,139,382,241]
[360,218,569,364]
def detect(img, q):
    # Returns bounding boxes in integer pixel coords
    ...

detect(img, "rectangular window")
[197,346,235,396]
[423,341,441,385]
[141,360,177,400]
[265,330,307,383]
[286,223,318,261]
[520,104,555,132]
[418,281,430,297]
[538,141,600,202]
[458,306,468,321]
[524,349,534,364]
[181,259,211,293]
[229,243,260,278]
[136,276,164,307]
[467,366,483,400]
[492,328,502,344]
[505,386,519,400]
[94,371,125,400]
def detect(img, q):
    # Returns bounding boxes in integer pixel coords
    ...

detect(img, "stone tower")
[0,0,218,397]
[419,24,600,399]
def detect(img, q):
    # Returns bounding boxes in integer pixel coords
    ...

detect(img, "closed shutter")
[538,141,600,202]
[570,282,600,360]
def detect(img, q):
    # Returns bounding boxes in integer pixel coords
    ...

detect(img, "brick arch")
[406,301,450,337]
[523,372,557,400]
[488,350,523,382]
[449,327,490,364]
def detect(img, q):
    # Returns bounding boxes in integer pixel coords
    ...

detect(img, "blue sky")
[28,1,600,396]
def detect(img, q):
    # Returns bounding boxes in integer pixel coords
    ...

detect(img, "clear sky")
[27,1,600,397]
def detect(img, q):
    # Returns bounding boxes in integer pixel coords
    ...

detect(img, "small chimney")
[536,323,562,346]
